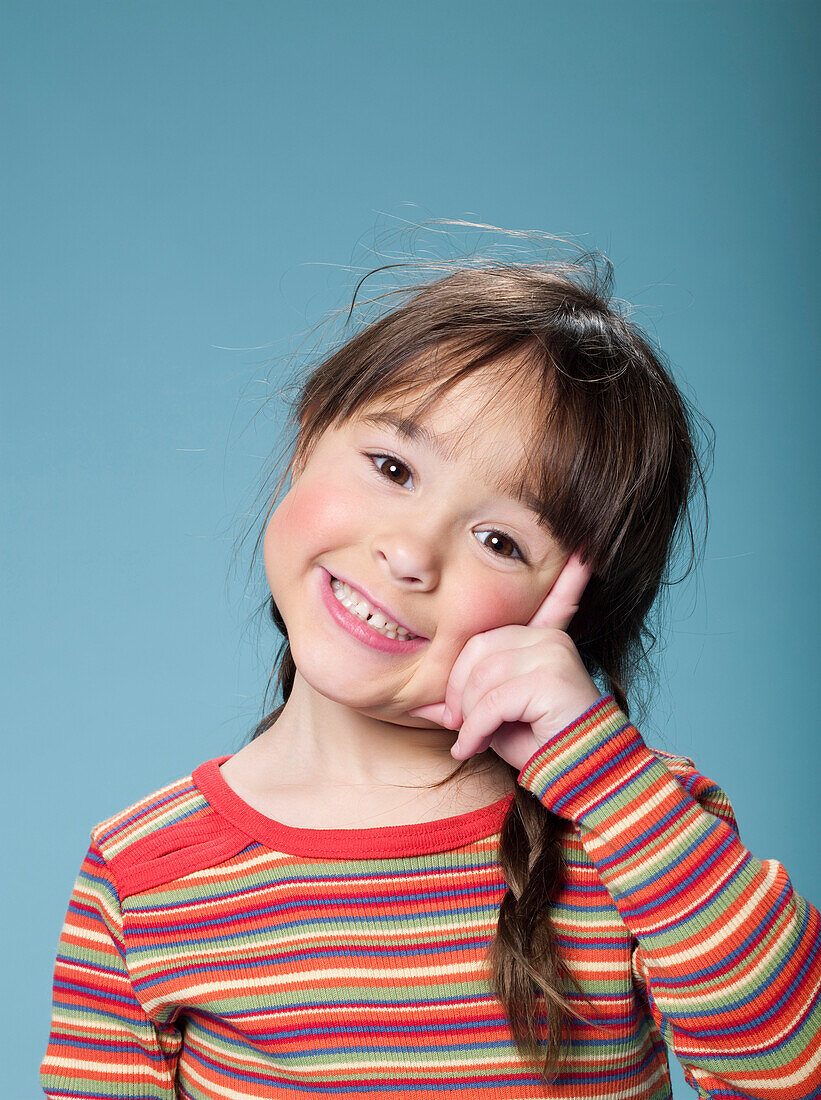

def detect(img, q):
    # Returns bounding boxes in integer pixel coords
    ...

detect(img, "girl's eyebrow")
[360,412,546,520]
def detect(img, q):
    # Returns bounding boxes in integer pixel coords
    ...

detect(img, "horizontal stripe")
[40,697,821,1098]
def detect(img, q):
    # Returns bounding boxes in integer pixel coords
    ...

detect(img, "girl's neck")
[253,674,461,788]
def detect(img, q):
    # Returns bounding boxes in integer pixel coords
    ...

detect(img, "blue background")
[5,2,818,1094]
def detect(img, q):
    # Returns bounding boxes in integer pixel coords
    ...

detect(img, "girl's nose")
[372,540,440,590]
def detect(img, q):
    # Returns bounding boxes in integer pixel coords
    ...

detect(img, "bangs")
[350,338,556,528]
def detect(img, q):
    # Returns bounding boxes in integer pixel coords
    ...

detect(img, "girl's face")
[262,375,570,724]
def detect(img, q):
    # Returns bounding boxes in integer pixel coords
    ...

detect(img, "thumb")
[407,702,454,727]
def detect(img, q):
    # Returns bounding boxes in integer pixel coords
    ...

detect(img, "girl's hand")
[407,550,603,773]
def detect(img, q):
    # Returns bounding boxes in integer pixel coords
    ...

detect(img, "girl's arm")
[411,553,821,1095]
[517,693,821,1100]
[40,840,181,1098]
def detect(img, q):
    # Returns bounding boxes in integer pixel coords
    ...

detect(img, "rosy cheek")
[454,584,528,637]
[265,478,358,566]
[287,479,357,537]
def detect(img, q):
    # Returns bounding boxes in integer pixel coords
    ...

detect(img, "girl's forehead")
[356,379,543,453]
[347,389,545,505]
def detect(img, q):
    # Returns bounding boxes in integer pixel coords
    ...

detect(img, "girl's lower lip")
[318,567,428,655]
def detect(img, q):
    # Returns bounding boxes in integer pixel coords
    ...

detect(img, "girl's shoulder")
[87,758,250,902]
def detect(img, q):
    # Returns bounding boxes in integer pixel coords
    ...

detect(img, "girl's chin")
[351,705,446,730]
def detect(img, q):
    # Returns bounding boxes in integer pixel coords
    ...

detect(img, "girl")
[41,240,821,1099]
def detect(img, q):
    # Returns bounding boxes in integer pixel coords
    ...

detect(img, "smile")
[318,568,428,655]
[330,578,418,639]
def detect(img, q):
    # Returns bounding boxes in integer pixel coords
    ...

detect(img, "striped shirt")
[40,694,821,1098]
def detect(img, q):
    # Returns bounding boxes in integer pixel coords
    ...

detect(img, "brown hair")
[234,229,713,1082]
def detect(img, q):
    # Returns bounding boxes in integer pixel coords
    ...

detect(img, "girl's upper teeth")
[331,578,417,638]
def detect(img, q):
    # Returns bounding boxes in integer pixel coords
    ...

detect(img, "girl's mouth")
[318,567,428,655]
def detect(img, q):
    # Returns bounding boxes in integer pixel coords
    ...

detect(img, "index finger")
[528,549,593,632]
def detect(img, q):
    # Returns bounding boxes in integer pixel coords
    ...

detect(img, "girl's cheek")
[286,477,359,539]
[460,555,566,637]
[261,488,310,588]
[264,477,359,571]
[453,583,529,637]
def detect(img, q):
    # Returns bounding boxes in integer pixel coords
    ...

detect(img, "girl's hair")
[235,229,713,1083]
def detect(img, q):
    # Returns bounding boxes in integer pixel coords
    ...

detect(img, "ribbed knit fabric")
[40,694,821,1098]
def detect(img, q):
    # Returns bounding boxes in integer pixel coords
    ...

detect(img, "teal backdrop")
[4,2,818,1094]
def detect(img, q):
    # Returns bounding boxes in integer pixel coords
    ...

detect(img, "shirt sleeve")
[516,693,821,1100]
[39,839,181,1098]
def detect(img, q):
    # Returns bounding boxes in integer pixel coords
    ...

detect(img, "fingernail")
[451,739,462,758]
[443,706,453,726]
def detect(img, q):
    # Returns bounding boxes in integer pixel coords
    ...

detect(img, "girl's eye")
[474,530,526,562]
[364,452,529,564]
[368,452,413,488]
